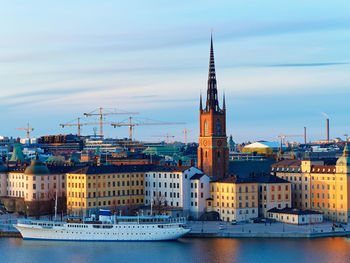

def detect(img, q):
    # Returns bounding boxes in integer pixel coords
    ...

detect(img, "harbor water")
[1,237,350,263]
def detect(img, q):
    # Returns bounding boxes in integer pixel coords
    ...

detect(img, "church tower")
[198,34,229,179]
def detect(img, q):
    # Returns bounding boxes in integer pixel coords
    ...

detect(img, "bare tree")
[152,192,168,215]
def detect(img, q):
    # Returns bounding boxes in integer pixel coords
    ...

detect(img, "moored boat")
[14,210,190,241]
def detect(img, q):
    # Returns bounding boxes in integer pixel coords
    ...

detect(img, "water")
[1,237,350,263]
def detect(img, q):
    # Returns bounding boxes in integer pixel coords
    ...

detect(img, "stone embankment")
[185,221,350,238]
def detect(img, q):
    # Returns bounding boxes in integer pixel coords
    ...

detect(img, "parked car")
[219,224,225,230]
[231,220,237,225]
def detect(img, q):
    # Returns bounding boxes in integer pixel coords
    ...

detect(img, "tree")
[152,192,168,215]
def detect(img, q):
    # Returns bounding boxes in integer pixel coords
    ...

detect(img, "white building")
[267,208,323,225]
[145,166,210,218]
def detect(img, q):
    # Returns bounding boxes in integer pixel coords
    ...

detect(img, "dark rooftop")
[190,173,205,180]
[69,164,155,175]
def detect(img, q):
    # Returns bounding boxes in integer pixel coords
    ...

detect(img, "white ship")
[14,211,190,241]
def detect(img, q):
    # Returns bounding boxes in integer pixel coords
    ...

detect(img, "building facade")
[197,35,229,179]
[256,175,291,218]
[144,166,210,218]
[207,176,258,222]
[2,156,67,215]
[267,208,323,225]
[272,144,350,223]
[66,165,151,216]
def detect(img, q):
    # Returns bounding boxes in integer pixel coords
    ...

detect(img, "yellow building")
[207,176,258,222]
[67,165,150,216]
[272,144,350,223]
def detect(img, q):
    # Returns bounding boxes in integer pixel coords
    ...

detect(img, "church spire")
[199,92,202,110]
[205,33,220,112]
[223,91,226,110]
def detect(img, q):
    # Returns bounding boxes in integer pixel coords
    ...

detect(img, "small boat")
[14,210,191,241]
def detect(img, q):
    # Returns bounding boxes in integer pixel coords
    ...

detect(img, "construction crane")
[152,134,175,144]
[182,128,192,144]
[59,118,100,136]
[84,107,138,138]
[15,122,34,139]
[277,134,303,145]
[111,116,185,141]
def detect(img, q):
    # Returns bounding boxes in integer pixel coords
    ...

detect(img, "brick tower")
[198,34,229,179]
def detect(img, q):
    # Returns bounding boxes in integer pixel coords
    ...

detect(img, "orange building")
[197,35,228,179]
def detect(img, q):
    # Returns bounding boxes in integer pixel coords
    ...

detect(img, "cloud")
[267,62,349,68]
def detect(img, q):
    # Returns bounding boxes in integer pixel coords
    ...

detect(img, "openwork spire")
[205,33,220,112]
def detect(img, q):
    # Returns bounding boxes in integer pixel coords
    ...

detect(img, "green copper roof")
[336,143,350,167]
[10,143,25,162]
[143,145,182,156]
[25,155,50,175]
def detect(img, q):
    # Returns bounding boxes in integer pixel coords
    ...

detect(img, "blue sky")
[1,1,350,143]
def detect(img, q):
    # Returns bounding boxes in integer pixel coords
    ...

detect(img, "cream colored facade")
[207,177,258,222]
[257,179,291,218]
[7,171,66,202]
[272,145,350,223]
[267,208,323,225]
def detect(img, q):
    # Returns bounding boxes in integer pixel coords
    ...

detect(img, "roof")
[267,207,323,215]
[253,174,290,184]
[24,156,50,175]
[148,166,191,173]
[311,165,336,174]
[244,141,286,149]
[211,176,257,184]
[69,164,155,175]
[190,173,205,180]
[271,160,301,167]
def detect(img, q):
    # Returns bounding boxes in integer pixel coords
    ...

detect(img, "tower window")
[218,151,220,157]
[216,119,221,136]
[204,120,209,136]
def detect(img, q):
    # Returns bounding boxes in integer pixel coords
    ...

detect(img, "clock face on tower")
[203,140,208,146]
[217,140,222,146]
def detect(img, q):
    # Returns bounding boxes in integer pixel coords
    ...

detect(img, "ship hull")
[14,222,190,242]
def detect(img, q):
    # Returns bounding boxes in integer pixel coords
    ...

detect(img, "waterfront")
[1,237,350,263]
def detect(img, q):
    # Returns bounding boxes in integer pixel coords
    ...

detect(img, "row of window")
[215,195,255,201]
[69,174,143,180]
[145,173,181,179]
[145,182,180,189]
[69,198,144,208]
[312,202,344,209]
[212,185,256,193]
[216,202,255,208]
[145,191,180,199]
[311,193,343,200]
[69,189,144,198]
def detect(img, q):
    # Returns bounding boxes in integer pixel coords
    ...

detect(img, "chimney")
[326,118,329,142]
[304,127,306,144]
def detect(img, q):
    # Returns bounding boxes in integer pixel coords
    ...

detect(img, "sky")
[0,1,350,144]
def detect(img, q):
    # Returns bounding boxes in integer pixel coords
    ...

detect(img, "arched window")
[204,120,209,136]
[216,119,221,136]
[218,151,220,157]
[205,151,208,158]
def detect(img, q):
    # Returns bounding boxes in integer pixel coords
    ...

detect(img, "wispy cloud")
[268,62,349,67]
